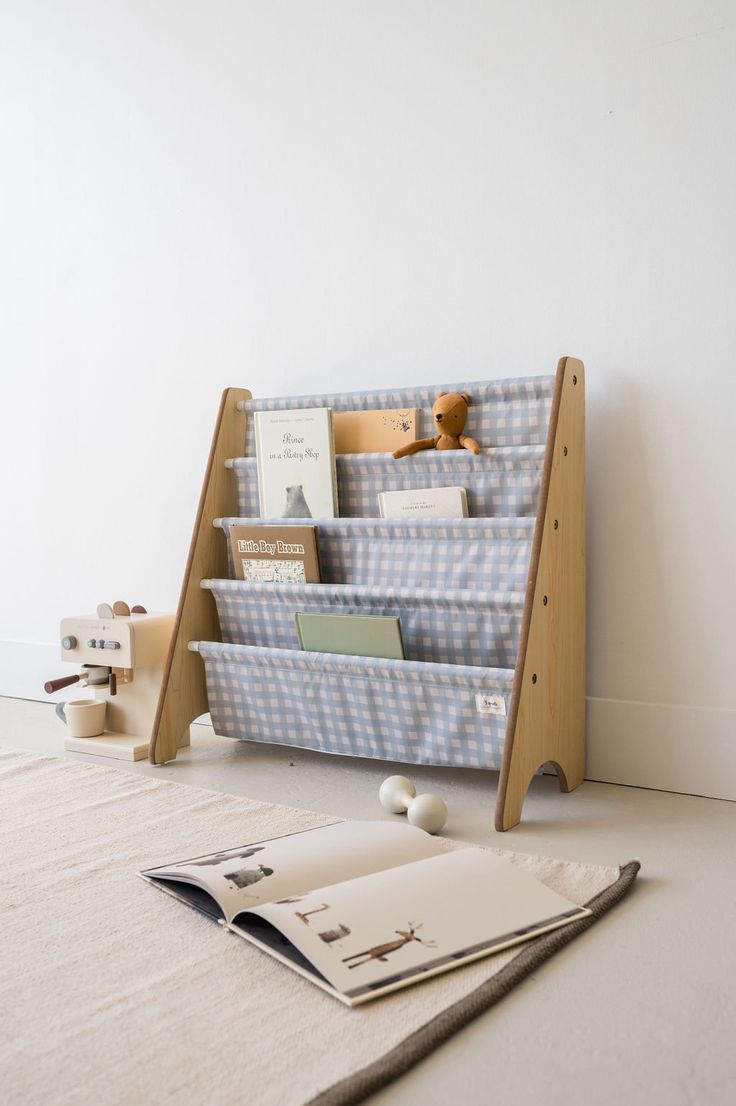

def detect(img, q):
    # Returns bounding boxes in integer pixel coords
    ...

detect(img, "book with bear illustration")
[254,407,339,518]
[141,821,590,1006]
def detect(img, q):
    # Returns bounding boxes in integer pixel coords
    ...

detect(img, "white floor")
[3,696,735,1106]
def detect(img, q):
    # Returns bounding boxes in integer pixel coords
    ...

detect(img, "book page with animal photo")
[237,847,591,1002]
[254,408,338,518]
[141,821,445,924]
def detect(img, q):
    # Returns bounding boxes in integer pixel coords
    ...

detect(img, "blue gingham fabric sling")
[218,516,535,592]
[240,376,554,455]
[204,579,525,670]
[196,641,513,770]
[229,445,545,518]
[195,374,554,770]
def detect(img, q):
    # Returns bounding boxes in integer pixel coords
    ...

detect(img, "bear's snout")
[435,413,443,422]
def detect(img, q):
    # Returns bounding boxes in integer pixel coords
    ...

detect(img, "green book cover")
[295,613,405,661]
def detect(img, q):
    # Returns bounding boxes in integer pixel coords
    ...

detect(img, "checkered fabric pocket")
[240,374,554,456]
[204,579,525,670]
[229,445,545,519]
[218,516,535,593]
[195,641,513,770]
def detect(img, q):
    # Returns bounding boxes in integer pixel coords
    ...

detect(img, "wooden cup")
[63,699,107,739]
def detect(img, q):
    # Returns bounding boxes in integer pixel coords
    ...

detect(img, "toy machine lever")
[43,664,112,696]
[44,673,83,694]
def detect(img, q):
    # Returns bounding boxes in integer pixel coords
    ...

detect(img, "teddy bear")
[392,392,481,458]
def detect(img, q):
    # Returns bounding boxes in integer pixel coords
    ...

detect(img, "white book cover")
[254,408,339,519]
[378,485,469,519]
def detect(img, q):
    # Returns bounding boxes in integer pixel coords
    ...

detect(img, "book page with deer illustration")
[237,848,591,1000]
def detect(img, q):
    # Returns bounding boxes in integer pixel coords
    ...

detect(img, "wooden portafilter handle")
[43,673,82,694]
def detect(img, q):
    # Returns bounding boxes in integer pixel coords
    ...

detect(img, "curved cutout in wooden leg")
[495,358,586,831]
[544,758,585,794]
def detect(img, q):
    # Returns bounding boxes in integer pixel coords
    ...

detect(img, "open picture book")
[141,821,590,1006]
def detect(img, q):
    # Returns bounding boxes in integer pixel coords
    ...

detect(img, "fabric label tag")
[475,693,507,717]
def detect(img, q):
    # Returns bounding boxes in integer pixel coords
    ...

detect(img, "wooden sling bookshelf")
[150,357,585,831]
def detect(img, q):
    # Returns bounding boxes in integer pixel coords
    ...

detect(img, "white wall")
[1,1,734,794]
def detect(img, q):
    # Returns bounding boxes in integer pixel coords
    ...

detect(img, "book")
[378,486,469,519]
[140,821,591,1007]
[295,612,405,660]
[332,408,418,454]
[254,408,339,519]
[229,525,321,583]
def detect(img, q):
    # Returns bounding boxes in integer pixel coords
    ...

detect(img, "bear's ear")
[437,392,447,399]
[461,393,470,406]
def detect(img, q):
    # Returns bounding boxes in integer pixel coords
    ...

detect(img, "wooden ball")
[378,775,416,814]
[407,794,447,834]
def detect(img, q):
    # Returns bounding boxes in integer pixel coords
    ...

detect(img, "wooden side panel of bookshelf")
[495,358,585,831]
[150,387,250,764]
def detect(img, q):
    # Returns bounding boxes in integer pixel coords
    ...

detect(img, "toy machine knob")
[61,635,77,650]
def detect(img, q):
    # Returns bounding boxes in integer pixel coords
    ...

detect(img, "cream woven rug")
[0,747,638,1106]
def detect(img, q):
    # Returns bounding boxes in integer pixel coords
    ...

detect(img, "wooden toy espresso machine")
[43,603,183,761]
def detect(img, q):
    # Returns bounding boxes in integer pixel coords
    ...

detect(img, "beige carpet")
[0,747,639,1106]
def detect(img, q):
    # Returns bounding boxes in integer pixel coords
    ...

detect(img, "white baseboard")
[3,640,734,800]
[585,696,736,801]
